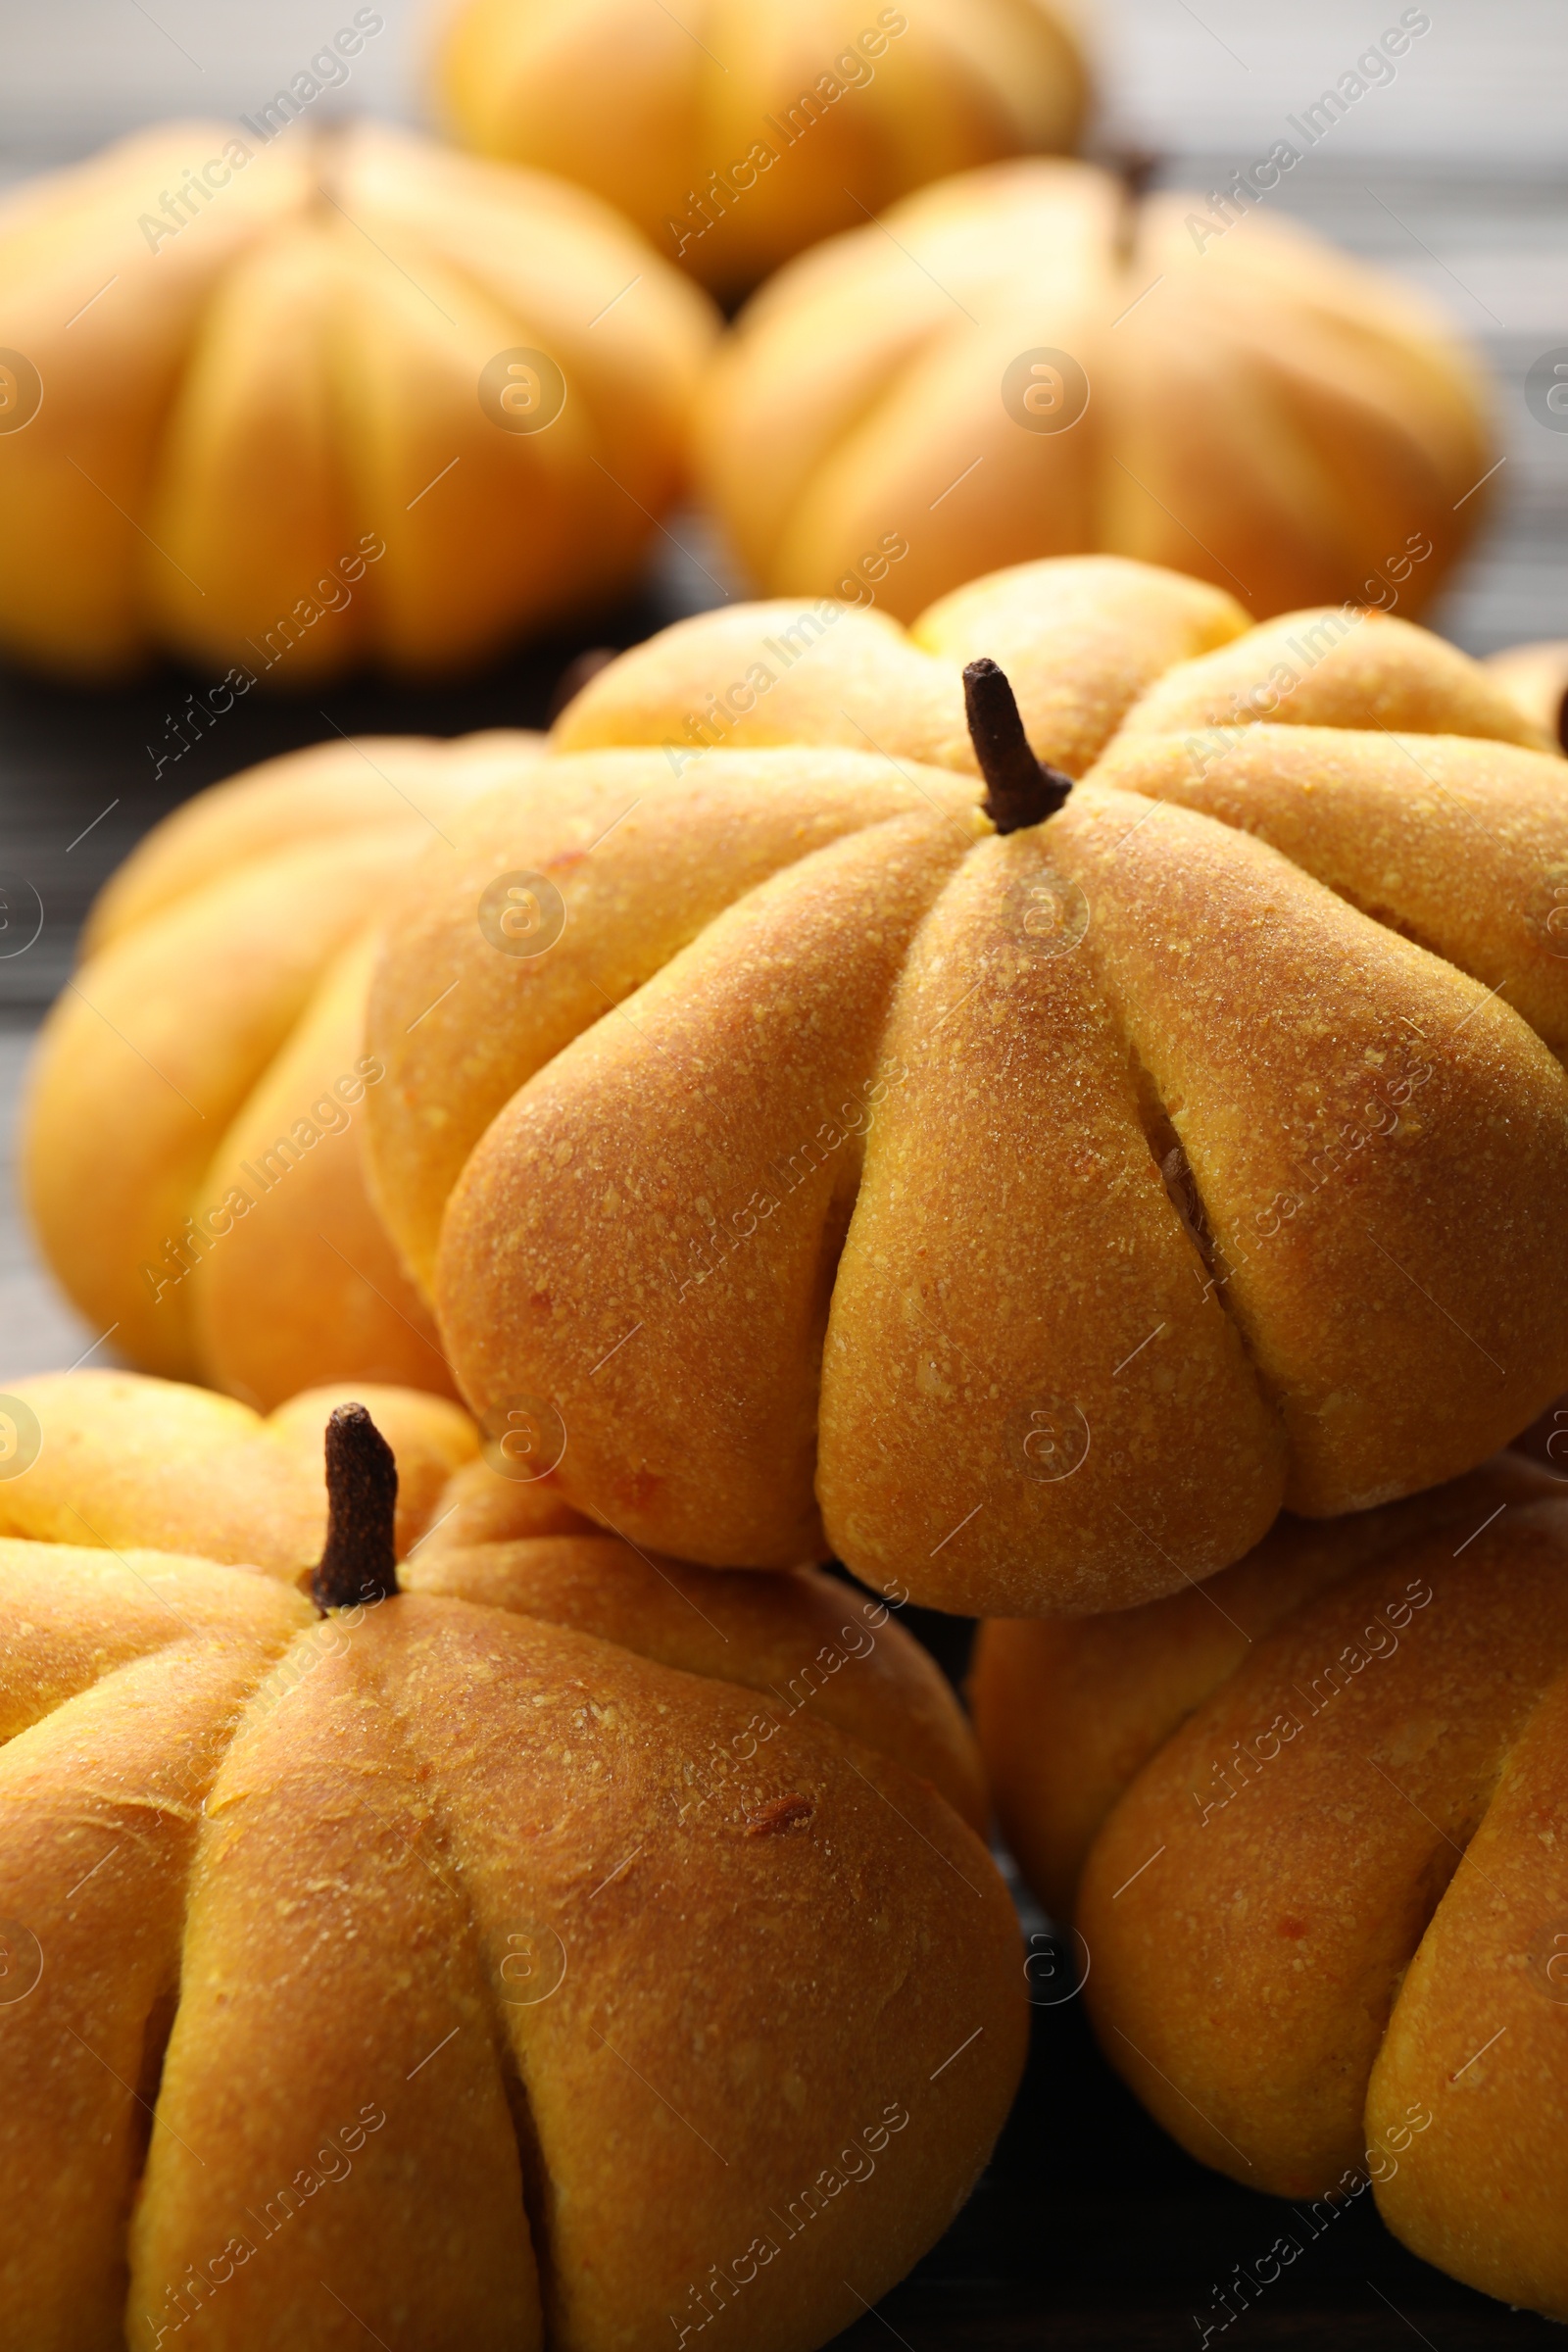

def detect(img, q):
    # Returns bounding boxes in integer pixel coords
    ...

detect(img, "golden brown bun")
[0,1369,477,1573]
[412,1536,987,1829]
[1090,717,1568,1054]
[0,1368,982,1823]
[1484,638,1568,753]
[971,1454,1555,1916]
[183,930,459,1405]
[2,1529,1022,2349]
[81,731,543,957]
[555,558,1249,779]
[367,745,981,1295]
[24,732,546,1398]
[0,122,715,681]
[438,0,1088,298]
[974,1456,1568,2318]
[697,161,1494,620]
[415,1449,599,1549]
[365,557,1568,1614]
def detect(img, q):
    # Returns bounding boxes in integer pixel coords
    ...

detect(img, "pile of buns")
[6,8,1566,2345]
[17,555,1568,2339]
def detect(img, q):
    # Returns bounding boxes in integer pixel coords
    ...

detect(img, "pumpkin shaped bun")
[0,1381,1018,2349]
[437,0,1089,298]
[696,159,1492,621]
[23,727,550,1406]
[0,1368,985,1827]
[971,1453,1568,2321]
[0,120,715,681]
[364,555,1568,1617]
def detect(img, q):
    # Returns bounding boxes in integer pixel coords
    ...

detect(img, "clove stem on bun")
[311,1402,400,1615]
[962,659,1074,835]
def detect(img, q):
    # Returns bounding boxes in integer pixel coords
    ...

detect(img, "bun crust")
[23,732,546,1396]
[0,1368,980,1821]
[0,1376,1019,2348]
[974,1454,1568,2316]
[697,162,1494,621]
[0,122,714,680]
[367,558,1568,1613]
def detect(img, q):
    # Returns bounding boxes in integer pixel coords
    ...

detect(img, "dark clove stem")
[962,659,1075,835]
[1103,144,1164,203]
[311,1403,400,1616]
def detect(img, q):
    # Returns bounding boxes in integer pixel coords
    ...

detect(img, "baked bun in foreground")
[0,1392,1019,2348]
[973,1453,1568,2319]
[0,1370,984,1826]
[365,555,1568,1614]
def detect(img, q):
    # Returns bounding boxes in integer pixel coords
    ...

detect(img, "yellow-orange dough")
[24,730,548,1401]
[437,0,1088,297]
[0,121,715,680]
[362,557,1568,1614]
[697,160,1493,620]
[1,1519,1021,2350]
[0,1369,984,1827]
[973,1454,1568,2319]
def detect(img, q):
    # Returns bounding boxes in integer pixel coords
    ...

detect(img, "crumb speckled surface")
[371,559,1568,1613]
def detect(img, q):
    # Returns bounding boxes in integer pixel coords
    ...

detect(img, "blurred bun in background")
[436,0,1090,297]
[0,119,716,683]
[696,159,1494,623]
